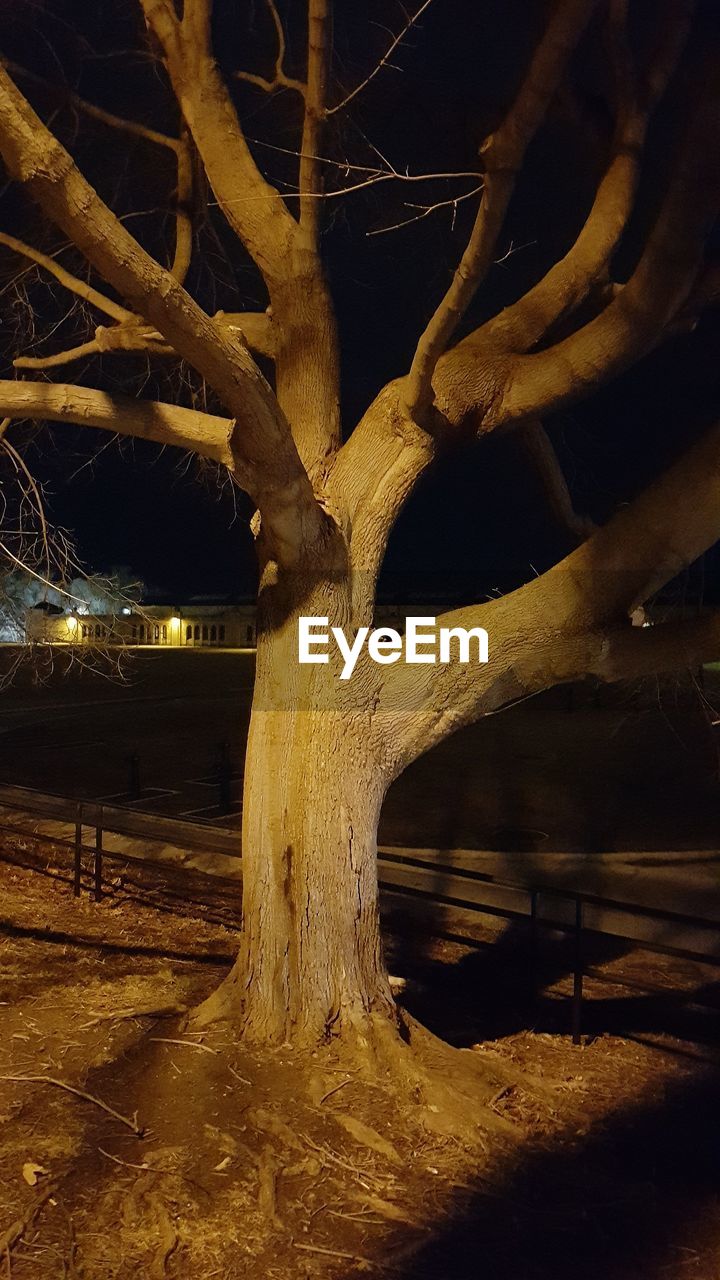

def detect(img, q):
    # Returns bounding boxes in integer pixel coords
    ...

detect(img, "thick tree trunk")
[196,576,396,1046]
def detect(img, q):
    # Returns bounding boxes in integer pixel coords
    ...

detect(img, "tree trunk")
[195,576,397,1046]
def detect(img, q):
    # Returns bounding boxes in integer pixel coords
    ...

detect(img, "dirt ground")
[1,836,720,1279]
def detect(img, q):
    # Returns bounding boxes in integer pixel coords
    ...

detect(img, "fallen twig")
[293,1240,372,1264]
[84,1004,187,1026]
[0,1075,143,1136]
[319,1077,351,1105]
[98,1147,156,1174]
[150,1038,217,1054]
[228,1064,252,1085]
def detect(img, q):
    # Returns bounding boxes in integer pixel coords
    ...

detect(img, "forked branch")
[235,0,306,96]
[140,0,297,287]
[404,0,600,421]
[474,0,694,355]
[1,57,195,283]
[377,415,720,769]
[0,64,325,561]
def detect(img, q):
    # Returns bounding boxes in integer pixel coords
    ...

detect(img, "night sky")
[1,0,719,603]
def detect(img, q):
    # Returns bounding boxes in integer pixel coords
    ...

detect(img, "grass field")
[2,647,720,852]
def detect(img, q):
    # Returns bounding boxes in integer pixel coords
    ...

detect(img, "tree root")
[0,1184,55,1259]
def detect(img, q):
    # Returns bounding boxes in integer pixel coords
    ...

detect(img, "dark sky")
[1,0,719,603]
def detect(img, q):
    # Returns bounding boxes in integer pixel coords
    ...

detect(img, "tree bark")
[194,576,396,1046]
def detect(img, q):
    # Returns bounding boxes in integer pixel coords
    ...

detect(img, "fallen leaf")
[22,1162,49,1187]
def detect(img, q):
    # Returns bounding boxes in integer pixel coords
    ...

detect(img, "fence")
[1,781,720,1045]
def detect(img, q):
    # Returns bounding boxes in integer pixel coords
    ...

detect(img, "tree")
[0,0,718,1056]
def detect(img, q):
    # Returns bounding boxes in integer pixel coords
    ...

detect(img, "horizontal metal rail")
[3,780,720,1044]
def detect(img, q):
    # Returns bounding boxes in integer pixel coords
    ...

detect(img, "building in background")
[25,601,258,648]
[24,599,440,648]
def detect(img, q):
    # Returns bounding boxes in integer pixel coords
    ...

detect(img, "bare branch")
[377,414,720,769]
[474,0,694,355]
[429,46,720,436]
[517,420,594,544]
[9,311,274,371]
[0,231,133,323]
[404,0,600,421]
[491,71,720,430]
[583,611,720,685]
[1,57,195,283]
[0,65,325,561]
[235,0,306,96]
[0,380,235,464]
[299,0,331,240]
[327,0,437,117]
[170,130,193,283]
[13,338,129,370]
[140,0,297,287]
[142,0,343,474]
[0,57,185,151]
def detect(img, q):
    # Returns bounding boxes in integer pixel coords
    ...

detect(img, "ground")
[1,648,720,850]
[2,834,720,1278]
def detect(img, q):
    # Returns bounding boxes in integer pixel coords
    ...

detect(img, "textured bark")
[0,381,235,464]
[195,576,395,1045]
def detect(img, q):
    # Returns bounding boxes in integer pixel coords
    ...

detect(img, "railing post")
[74,803,83,898]
[529,889,539,959]
[129,752,141,801]
[572,897,584,1045]
[219,740,231,814]
[94,809,103,903]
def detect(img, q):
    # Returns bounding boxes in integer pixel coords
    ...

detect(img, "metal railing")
[2,781,720,1045]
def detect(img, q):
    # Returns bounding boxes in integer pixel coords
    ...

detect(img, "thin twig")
[293,1241,372,1263]
[319,1077,351,1105]
[97,1147,178,1175]
[228,1064,252,1085]
[150,1038,217,1054]
[0,1076,143,1136]
[328,0,437,115]
[0,232,132,323]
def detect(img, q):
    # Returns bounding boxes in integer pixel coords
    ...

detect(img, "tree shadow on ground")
[343,1061,720,1280]
[393,917,720,1050]
[387,917,626,1043]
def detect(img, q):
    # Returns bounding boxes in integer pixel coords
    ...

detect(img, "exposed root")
[325,1011,521,1140]
[189,985,531,1142]
[148,1192,179,1278]
[0,1185,55,1258]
